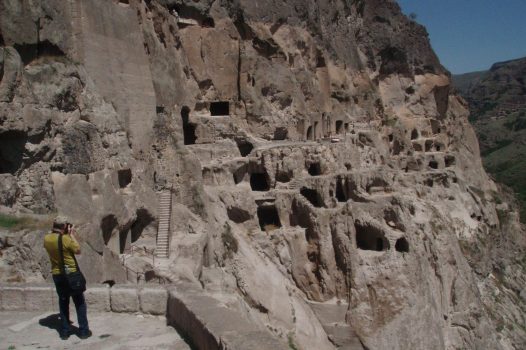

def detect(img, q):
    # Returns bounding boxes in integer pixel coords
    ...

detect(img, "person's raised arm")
[68,225,81,254]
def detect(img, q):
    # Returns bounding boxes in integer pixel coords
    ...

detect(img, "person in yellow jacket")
[44,217,91,340]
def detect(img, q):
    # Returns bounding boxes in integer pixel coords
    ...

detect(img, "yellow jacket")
[43,233,81,275]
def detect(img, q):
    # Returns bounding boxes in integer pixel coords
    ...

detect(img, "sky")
[397,0,526,74]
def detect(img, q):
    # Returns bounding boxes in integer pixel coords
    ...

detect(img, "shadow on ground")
[39,313,79,337]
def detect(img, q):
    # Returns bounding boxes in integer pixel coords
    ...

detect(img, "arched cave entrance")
[395,237,409,253]
[355,222,390,251]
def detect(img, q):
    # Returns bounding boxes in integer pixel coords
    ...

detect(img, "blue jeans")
[52,274,89,335]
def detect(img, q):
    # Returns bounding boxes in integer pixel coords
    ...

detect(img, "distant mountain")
[452,70,486,95]
[453,56,526,221]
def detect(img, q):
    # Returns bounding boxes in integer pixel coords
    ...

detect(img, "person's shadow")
[39,314,79,337]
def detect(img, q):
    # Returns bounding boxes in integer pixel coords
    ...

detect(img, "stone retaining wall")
[0,284,167,315]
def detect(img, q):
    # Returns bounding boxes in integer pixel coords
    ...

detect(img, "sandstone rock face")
[0,0,525,349]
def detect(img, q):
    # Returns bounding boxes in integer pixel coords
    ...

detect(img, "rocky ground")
[1,0,525,349]
[0,311,190,350]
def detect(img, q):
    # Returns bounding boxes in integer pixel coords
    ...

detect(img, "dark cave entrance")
[395,237,409,253]
[428,160,439,169]
[118,169,132,188]
[257,205,282,231]
[250,173,270,191]
[307,162,322,176]
[276,169,292,183]
[181,106,197,145]
[336,120,344,134]
[355,222,390,251]
[0,130,27,174]
[411,129,419,140]
[300,187,323,208]
[445,155,456,168]
[306,126,313,141]
[210,101,230,116]
[101,215,118,246]
[336,178,347,202]
[235,139,254,157]
[130,209,155,243]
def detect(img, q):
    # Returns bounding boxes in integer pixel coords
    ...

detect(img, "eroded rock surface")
[0,0,525,349]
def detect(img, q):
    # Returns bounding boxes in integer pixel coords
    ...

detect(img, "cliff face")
[1,0,525,349]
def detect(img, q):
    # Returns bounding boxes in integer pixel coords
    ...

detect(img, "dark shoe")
[78,330,92,339]
[60,331,70,340]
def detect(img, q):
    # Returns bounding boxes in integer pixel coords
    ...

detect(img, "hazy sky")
[397,0,526,74]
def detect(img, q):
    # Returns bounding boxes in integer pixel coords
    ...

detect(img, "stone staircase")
[155,190,172,259]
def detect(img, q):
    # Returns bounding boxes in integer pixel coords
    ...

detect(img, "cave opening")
[314,121,319,139]
[273,127,288,140]
[306,126,313,140]
[257,205,282,231]
[0,130,27,174]
[250,173,270,191]
[395,237,409,253]
[445,155,456,168]
[300,187,323,208]
[210,101,229,116]
[227,206,251,223]
[392,140,402,155]
[411,129,419,140]
[181,106,197,145]
[355,222,390,251]
[429,160,439,169]
[130,209,155,243]
[307,162,322,176]
[101,215,118,246]
[118,169,132,188]
[235,139,254,157]
[336,120,344,134]
[430,120,441,134]
[336,178,347,202]
[276,169,292,183]
[425,140,433,152]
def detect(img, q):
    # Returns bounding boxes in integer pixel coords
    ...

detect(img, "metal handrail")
[120,253,165,284]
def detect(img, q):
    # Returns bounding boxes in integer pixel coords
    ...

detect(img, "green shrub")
[288,333,298,350]
[0,213,53,231]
